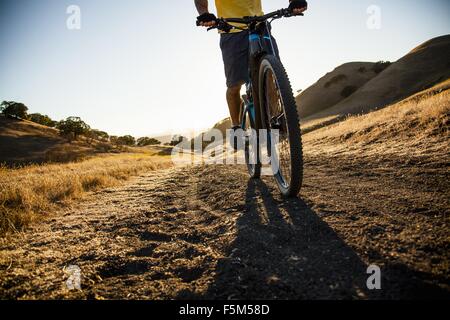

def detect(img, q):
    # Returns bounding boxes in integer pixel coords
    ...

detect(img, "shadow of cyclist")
[195,178,375,299]
[173,167,450,300]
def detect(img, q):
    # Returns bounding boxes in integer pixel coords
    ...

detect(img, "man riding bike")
[195,0,308,148]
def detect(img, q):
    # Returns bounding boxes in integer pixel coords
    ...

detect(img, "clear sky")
[0,0,449,137]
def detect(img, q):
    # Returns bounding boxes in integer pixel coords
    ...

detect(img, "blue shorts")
[220,31,279,88]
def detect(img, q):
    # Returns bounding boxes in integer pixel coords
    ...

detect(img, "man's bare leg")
[226,84,242,127]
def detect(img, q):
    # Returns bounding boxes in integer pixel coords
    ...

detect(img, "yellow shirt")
[215,0,264,32]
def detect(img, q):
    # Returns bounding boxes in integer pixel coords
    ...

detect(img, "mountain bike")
[198,8,304,197]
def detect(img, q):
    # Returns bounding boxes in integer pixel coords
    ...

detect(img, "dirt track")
[0,152,449,299]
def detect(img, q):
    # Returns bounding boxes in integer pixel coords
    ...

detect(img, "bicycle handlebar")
[196,8,303,32]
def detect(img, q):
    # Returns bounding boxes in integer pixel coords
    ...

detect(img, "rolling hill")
[300,35,450,132]
[295,62,381,118]
[0,116,114,166]
[207,36,450,137]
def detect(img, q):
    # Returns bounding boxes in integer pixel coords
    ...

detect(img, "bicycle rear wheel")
[242,98,261,179]
[258,55,303,197]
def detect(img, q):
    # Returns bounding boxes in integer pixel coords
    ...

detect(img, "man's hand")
[197,12,217,27]
[289,0,308,15]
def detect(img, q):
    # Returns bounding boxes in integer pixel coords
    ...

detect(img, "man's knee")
[227,84,242,96]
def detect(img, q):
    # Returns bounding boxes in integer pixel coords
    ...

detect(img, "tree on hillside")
[372,61,391,74]
[29,113,56,127]
[116,135,136,146]
[86,129,109,142]
[84,129,109,144]
[109,136,119,145]
[137,137,161,146]
[56,117,90,141]
[0,101,29,119]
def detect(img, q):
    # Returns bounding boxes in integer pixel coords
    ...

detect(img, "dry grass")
[301,35,450,132]
[0,153,172,235]
[304,87,449,150]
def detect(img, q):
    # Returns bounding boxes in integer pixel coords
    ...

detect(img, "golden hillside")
[303,79,449,158]
[301,35,450,132]
[0,116,115,165]
[295,62,380,118]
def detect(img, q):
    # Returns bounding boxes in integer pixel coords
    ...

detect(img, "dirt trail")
[0,153,449,299]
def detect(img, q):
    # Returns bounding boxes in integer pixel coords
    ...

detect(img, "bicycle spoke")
[265,69,292,189]
[243,102,259,173]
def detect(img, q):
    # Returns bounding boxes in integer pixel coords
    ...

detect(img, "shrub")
[137,137,161,146]
[358,67,367,73]
[341,85,358,98]
[29,113,56,127]
[116,135,136,146]
[109,136,119,145]
[324,74,348,88]
[86,129,109,142]
[372,61,391,74]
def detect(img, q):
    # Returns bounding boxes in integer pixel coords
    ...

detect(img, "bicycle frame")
[241,21,278,130]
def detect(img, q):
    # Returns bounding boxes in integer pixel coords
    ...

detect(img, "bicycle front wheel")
[258,55,303,197]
